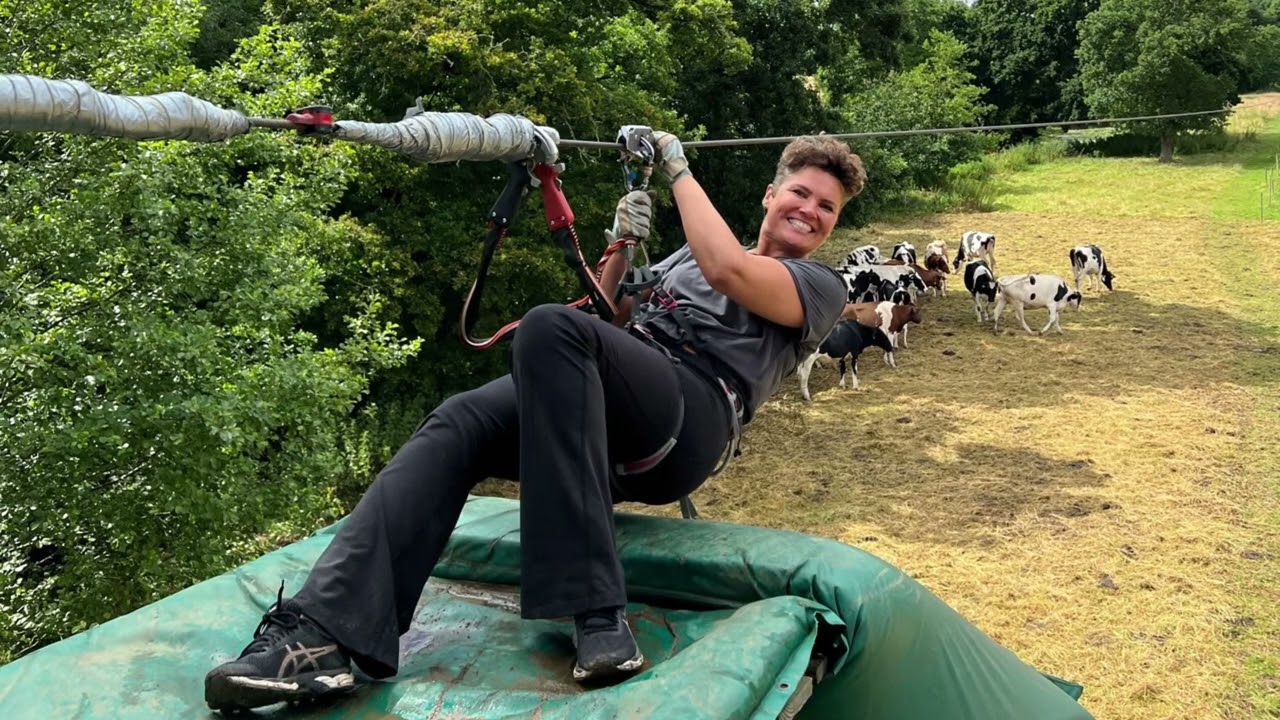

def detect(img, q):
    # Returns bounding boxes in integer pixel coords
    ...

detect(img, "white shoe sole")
[573,651,645,681]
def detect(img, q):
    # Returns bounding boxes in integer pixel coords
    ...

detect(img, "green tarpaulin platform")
[0,495,1095,719]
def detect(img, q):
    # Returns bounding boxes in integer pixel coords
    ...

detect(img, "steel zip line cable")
[551,108,1233,151]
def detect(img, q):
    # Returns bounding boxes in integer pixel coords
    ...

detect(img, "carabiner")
[616,124,656,191]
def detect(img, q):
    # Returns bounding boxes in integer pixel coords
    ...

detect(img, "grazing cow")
[892,242,917,266]
[840,267,879,303]
[1069,244,1115,293]
[872,265,926,302]
[845,245,883,266]
[963,260,997,322]
[925,239,948,265]
[878,300,922,349]
[925,252,949,276]
[843,300,887,329]
[839,265,924,303]
[797,321,896,401]
[879,280,912,305]
[992,273,1083,335]
[841,302,900,365]
[954,231,997,273]
[911,263,947,297]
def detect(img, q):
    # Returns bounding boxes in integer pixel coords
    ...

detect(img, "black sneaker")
[204,584,355,713]
[572,606,645,682]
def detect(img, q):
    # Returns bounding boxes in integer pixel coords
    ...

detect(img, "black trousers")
[293,304,734,678]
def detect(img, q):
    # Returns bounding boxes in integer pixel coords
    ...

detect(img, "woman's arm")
[669,175,805,328]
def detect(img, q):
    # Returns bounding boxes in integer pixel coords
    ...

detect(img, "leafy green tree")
[1077,0,1251,162]
[1246,0,1280,23]
[673,0,907,235]
[966,0,1099,136]
[191,0,265,68]
[0,5,417,661]
[839,30,997,214]
[1240,25,1280,91]
[1240,0,1280,91]
[898,0,973,69]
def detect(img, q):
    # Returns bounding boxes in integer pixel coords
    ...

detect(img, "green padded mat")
[0,495,1095,719]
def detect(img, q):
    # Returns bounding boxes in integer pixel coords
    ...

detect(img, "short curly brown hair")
[774,135,867,201]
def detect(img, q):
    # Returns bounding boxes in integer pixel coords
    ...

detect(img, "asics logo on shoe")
[279,643,341,677]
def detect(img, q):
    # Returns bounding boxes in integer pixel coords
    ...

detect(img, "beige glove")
[652,131,691,184]
[611,190,655,240]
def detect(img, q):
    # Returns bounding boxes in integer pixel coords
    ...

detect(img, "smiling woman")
[664,134,867,328]
[199,132,871,712]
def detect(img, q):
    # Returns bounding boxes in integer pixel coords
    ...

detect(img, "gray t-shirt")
[634,244,847,423]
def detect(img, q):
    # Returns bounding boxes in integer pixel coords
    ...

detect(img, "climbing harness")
[627,292,745,478]
[454,122,742,517]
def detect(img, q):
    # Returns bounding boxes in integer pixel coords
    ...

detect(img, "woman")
[203,132,866,712]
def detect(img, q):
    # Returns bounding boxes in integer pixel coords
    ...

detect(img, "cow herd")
[797,231,1118,401]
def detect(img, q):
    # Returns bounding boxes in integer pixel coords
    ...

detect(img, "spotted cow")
[992,273,1082,335]
[1069,244,1115,293]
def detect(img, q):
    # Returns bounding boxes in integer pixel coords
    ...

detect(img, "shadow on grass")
[689,393,1113,546]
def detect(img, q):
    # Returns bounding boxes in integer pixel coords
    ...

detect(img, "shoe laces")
[242,582,301,655]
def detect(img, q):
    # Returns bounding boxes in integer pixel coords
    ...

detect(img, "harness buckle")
[653,286,679,310]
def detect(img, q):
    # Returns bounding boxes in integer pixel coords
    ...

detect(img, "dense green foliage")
[965,0,1099,135]
[0,1,418,660]
[1242,0,1280,91]
[1077,0,1252,161]
[2,0,1276,662]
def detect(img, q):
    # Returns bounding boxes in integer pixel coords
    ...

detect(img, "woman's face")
[757,166,844,258]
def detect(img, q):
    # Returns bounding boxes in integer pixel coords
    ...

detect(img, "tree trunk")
[1158,133,1175,163]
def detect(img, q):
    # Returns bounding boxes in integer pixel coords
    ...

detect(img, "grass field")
[686,96,1280,719]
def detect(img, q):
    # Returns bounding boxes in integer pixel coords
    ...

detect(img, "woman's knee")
[512,304,591,359]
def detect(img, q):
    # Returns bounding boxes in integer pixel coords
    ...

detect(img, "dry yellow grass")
[676,211,1280,720]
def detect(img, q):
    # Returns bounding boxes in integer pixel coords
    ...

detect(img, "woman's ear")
[762,183,775,208]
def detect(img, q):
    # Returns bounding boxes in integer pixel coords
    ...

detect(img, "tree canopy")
[1077,0,1252,161]
[966,0,1100,135]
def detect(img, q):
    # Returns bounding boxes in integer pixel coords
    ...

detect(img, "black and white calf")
[1069,244,1115,293]
[878,280,912,305]
[845,245,883,266]
[963,260,997,322]
[954,231,997,273]
[992,273,1083,335]
[840,265,925,303]
[797,320,896,401]
[891,242,917,266]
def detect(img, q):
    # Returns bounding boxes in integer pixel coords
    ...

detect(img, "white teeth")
[787,218,813,232]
